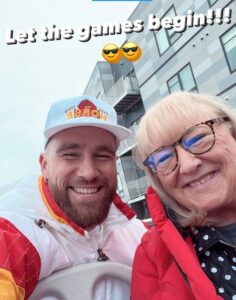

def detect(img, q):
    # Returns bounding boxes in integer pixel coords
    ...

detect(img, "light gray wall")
[84,62,114,100]
[126,0,236,110]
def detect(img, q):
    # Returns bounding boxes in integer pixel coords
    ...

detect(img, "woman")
[131,92,236,300]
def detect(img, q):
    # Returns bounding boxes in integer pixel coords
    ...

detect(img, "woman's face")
[156,116,236,226]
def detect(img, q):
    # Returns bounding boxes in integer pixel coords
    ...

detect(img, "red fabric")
[41,177,85,234]
[131,187,223,300]
[113,194,136,220]
[41,176,137,232]
[141,220,150,229]
[0,217,40,299]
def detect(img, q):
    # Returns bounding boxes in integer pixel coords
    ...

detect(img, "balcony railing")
[127,176,148,199]
[117,122,139,155]
[106,76,139,107]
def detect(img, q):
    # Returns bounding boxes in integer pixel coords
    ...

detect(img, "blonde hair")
[134,91,236,227]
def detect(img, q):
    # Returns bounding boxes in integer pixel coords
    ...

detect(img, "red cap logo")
[65,99,108,121]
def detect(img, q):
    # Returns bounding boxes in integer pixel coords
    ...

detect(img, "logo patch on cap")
[65,99,108,121]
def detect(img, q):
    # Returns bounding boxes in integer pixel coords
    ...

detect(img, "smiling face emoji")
[122,41,142,62]
[102,43,122,64]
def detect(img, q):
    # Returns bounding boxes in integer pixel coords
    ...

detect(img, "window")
[208,0,219,6]
[167,64,198,94]
[155,6,181,55]
[117,173,124,196]
[220,25,236,73]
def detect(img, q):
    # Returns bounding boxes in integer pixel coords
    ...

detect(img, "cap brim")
[44,122,130,147]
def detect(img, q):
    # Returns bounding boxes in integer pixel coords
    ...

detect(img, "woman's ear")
[224,120,235,137]
[229,124,236,138]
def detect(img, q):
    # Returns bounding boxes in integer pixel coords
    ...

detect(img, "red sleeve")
[0,217,41,299]
[142,220,151,229]
[131,233,161,300]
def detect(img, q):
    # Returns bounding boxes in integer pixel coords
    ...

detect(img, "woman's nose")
[176,145,202,175]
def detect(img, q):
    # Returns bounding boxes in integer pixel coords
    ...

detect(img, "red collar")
[38,176,136,235]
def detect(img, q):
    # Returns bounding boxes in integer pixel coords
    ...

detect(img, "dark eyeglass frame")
[103,48,119,55]
[143,116,230,175]
[122,47,138,53]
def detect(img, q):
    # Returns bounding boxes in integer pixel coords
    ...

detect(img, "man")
[0,95,147,299]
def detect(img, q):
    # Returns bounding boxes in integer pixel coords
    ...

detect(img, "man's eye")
[62,153,78,158]
[96,154,114,160]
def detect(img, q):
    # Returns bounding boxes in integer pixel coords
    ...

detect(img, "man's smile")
[70,187,100,194]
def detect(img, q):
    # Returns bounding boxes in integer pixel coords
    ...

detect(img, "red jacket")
[131,187,223,300]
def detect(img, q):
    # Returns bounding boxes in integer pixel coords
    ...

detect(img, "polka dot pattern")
[219,287,224,293]
[225,274,231,280]
[192,225,236,299]
[211,267,217,273]
[218,256,224,262]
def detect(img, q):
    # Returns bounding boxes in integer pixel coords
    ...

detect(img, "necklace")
[97,248,109,262]
[94,224,109,262]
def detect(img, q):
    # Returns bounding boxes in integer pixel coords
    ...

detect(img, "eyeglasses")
[122,47,138,53]
[103,48,119,55]
[143,116,230,175]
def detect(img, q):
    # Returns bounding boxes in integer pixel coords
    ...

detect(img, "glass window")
[156,29,169,54]
[167,7,180,45]
[179,65,196,91]
[167,75,181,93]
[155,6,181,55]
[167,64,198,94]
[221,25,236,72]
[208,0,219,6]
[117,174,123,194]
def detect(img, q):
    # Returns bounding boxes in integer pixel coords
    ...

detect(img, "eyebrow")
[96,145,116,154]
[55,143,116,154]
[56,143,82,154]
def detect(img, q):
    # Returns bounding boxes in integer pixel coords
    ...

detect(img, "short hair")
[134,91,236,227]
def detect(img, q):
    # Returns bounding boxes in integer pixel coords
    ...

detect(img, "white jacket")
[0,176,147,299]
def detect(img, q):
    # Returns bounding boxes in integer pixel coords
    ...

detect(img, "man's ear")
[39,152,48,180]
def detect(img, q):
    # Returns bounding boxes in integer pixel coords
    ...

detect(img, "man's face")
[40,126,117,230]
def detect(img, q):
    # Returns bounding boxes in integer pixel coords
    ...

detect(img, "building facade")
[84,0,236,221]
[128,0,235,111]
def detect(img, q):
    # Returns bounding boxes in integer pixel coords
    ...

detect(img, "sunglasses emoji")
[122,42,142,62]
[102,43,122,64]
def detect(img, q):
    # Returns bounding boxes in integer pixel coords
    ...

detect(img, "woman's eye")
[158,152,172,163]
[183,133,208,148]
[153,149,173,165]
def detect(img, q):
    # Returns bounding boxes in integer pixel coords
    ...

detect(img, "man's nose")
[176,145,202,175]
[75,157,99,181]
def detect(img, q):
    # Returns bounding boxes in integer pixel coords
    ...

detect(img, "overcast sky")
[0,0,138,187]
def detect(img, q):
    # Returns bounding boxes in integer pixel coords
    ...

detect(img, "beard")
[48,178,116,229]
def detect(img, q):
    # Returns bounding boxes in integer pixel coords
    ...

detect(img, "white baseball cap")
[44,95,130,147]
